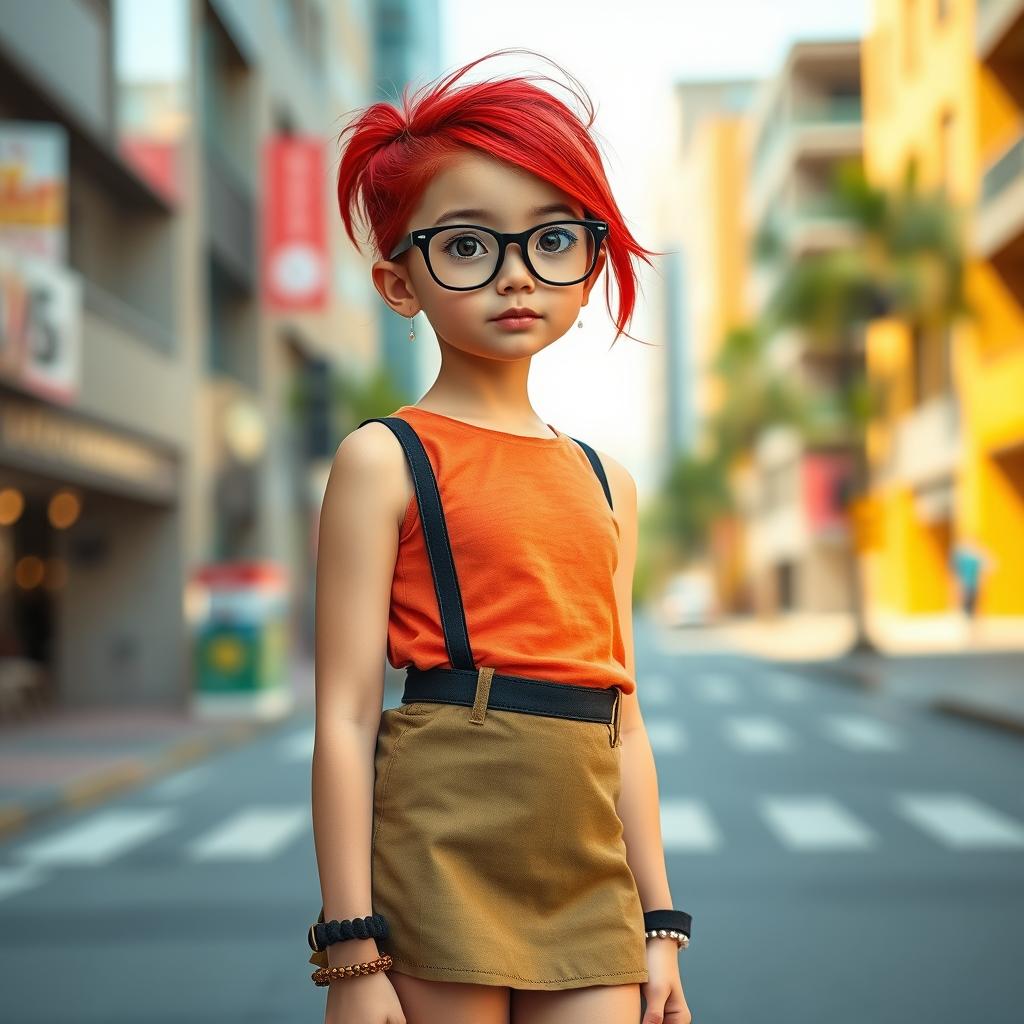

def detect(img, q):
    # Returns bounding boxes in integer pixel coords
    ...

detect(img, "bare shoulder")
[323,419,413,534]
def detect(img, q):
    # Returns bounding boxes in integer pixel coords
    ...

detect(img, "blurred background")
[1,1,1022,1022]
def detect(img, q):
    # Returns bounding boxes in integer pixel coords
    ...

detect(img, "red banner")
[261,137,328,311]
[802,452,853,532]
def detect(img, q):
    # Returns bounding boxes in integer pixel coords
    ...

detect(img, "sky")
[438,0,871,494]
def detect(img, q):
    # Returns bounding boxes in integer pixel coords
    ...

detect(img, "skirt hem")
[387,958,649,991]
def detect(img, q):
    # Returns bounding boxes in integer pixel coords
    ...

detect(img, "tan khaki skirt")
[310,694,648,991]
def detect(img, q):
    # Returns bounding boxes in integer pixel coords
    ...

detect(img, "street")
[1,615,1022,1022]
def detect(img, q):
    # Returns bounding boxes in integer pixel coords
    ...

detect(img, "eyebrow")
[432,202,583,227]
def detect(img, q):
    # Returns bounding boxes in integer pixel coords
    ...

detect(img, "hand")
[323,970,406,1024]
[640,938,692,1024]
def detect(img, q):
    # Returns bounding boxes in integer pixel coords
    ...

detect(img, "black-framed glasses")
[388,218,609,291]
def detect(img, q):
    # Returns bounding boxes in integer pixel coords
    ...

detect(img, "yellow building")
[651,81,758,610]
[862,0,1024,619]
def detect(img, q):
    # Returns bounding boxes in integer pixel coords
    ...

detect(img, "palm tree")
[749,155,976,650]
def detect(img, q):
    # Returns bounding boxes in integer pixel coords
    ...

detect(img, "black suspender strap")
[358,416,614,673]
[358,416,476,671]
[569,436,614,511]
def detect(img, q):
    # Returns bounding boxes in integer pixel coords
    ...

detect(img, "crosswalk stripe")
[185,806,308,861]
[762,673,809,702]
[823,714,903,752]
[697,673,740,704]
[647,720,686,752]
[13,809,178,867]
[660,799,721,851]
[894,793,1024,849]
[148,765,210,799]
[279,726,315,763]
[0,865,46,901]
[760,796,876,850]
[724,716,793,752]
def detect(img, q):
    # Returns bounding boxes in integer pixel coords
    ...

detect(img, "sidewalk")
[0,658,315,840]
[721,614,1024,737]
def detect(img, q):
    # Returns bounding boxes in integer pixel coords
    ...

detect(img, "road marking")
[760,796,876,850]
[185,806,308,861]
[279,726,315,763]
[763,673,809,702]
[724,716,793,752]
[822,714,903,752]
[647,720,686,753]
[148,765,210,798]
[0,865,46,901]
[641,674,671,706]
[894,793,1024,849]
[660,799,721,851]
[697,673,740,704]
[12,809,178,867]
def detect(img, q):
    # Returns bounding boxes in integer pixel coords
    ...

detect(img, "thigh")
[511,982,641,1024]
[389,969,511,1024]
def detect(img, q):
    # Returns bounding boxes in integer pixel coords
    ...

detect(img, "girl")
[308,48,693,1024]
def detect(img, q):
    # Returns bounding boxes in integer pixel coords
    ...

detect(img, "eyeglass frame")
[387,218,610,291]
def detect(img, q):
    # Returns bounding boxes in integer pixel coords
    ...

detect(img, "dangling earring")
[577,318,583,329]
[407,313,416,342]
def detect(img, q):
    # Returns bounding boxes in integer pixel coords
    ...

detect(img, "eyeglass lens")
[427,223,597,288]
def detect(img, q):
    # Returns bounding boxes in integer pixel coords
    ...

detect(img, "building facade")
[0,0,389,711]
[861,0,1024,622]
[742,40,864,615]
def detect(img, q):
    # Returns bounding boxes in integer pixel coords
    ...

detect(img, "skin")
[313,150,691,1024]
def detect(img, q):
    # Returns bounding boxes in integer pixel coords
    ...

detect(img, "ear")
[580,247,608,308]
[371,259,420,317]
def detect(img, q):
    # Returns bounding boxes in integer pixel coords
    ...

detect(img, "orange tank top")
[384,404,635,695]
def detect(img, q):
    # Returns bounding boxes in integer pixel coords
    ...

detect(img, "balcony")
[0,0,173,214]
[749,100,863,226]
[752,97,863,180]
[976,0,1024,63]
[975,131,1024,259]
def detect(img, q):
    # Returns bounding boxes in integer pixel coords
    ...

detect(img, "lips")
[492,308,541,321]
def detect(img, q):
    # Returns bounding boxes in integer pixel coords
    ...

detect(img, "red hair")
[334,47,665,347]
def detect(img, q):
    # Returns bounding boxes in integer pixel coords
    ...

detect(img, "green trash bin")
[190,560,292,719]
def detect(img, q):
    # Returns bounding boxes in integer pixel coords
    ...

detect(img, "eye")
[535,227,578,255]
[440,233,489,261]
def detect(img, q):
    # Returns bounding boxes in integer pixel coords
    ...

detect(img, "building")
[742,39,864,614]
[651,78,758,607]
[861,0,1024,621]
[0,0,387,711]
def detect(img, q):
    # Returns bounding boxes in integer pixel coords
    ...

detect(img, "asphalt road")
[1,616,1022,1022]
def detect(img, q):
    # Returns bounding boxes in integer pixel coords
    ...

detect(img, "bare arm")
[311,422,412,969]
[599,450,674,915]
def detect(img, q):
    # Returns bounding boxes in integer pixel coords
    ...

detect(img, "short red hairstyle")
[334,47,664,346]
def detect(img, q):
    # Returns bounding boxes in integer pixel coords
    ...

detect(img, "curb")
[775,659,1024,741]
[929,698,1024,738]
[0,709,305,841]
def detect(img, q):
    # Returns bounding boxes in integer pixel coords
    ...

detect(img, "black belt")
[403,665,621,726]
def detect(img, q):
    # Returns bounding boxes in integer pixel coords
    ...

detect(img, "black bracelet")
[643,908,692,939]
[307,913,390,953]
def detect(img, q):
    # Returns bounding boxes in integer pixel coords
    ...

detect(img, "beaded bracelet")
[642,908,692,950]
[311,953,393,986]
[645,928,690,949]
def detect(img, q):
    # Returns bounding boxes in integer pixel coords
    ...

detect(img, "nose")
[495,241,535,292]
